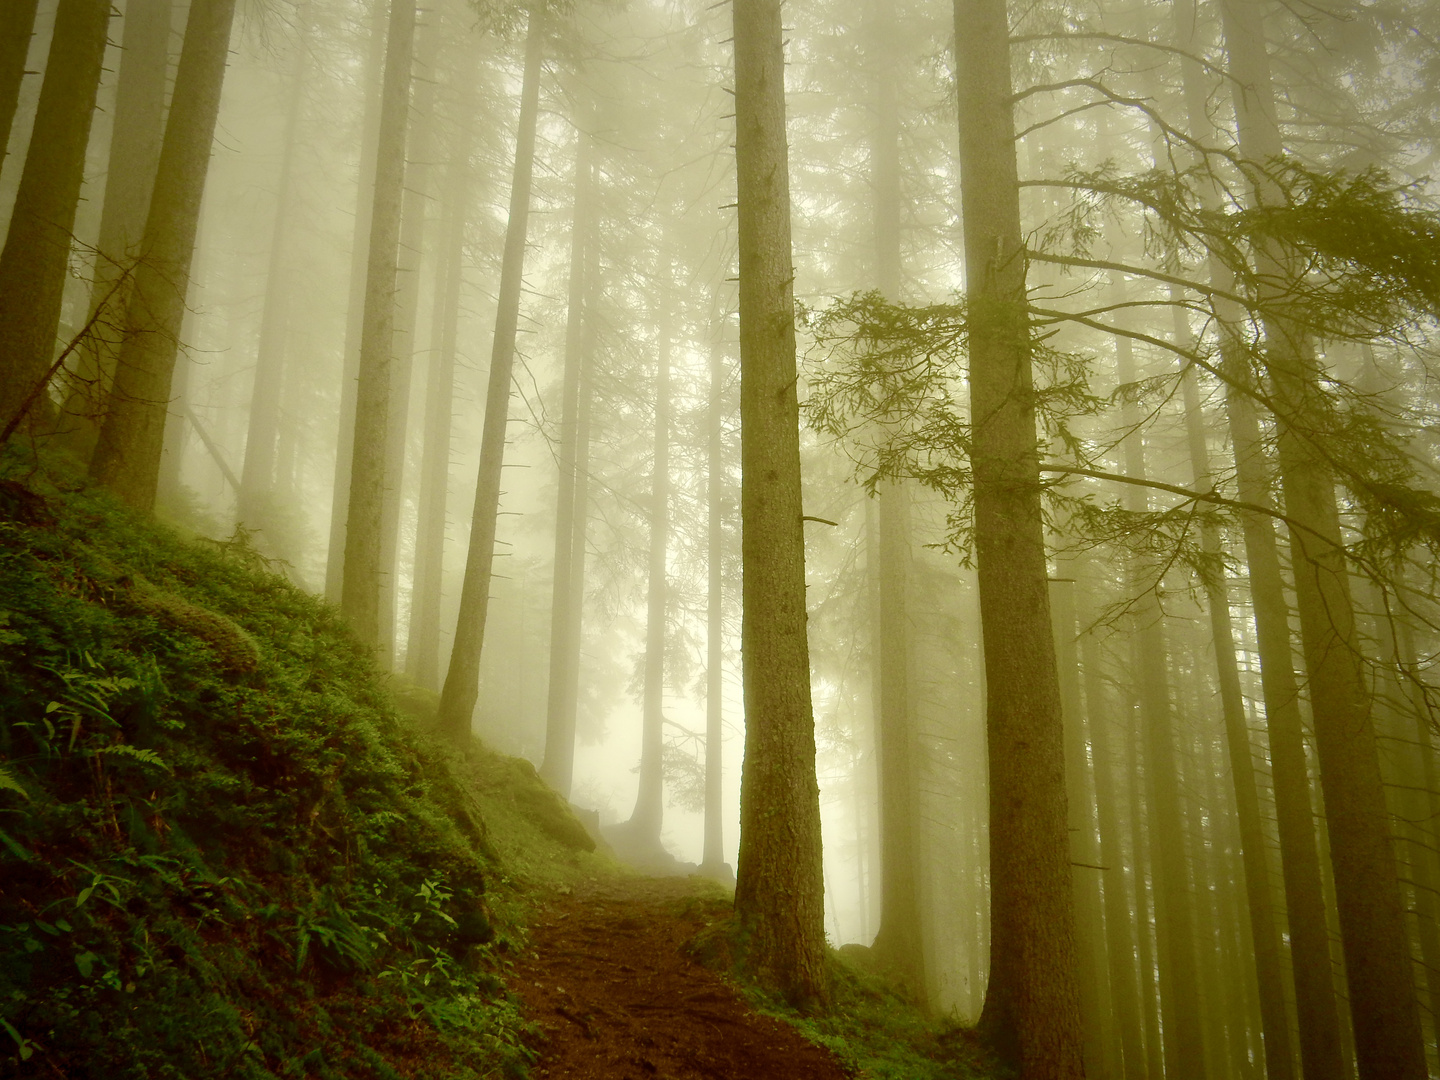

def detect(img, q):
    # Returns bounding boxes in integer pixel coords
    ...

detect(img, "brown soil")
[510,875,850,1079]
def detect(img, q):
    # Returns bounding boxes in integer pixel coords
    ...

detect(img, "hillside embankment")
[0,458,985,1079]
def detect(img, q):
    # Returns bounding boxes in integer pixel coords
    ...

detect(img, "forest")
[1,0,1439,1076]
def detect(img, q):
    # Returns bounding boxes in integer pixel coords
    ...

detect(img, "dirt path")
[510,876,849,1079]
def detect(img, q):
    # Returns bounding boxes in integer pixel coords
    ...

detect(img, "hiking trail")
[512,876,848,1079]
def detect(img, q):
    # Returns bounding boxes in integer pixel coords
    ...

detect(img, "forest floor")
[511,874,850,1080]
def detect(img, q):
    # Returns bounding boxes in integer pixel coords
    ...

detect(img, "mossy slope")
[0,465,596,1078]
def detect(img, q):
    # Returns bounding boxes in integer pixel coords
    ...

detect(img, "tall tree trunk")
[326,0,389,603]
[0,0,110,435]
[864,2,926,1006]
[90,0,238,510]
[435,4,544,742]
[953,0,1084,1069]
[60,0,172,458]
[730,0,827,1010]
[1077,561,1148,1080]
[1116,332,1207,1080]
[1128,710,1165,1080]
[337,0,416,648]
[1051,574,1111,1076]
[0,0,40,171]
[1180,358,1295,1080]
[871,480,927,1003]
[539,112,595,794]
[238,29,310,533]
[1170,3,1348,1068]
[376,10,442,666]
[626,313,670,844]
[1220,5,1427,1075]
[406,49,480,693]
[700,328,728,875]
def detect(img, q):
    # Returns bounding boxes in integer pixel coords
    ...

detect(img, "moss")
[0,456,546,1078]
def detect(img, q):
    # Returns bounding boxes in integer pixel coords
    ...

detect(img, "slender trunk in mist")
[1221,5,1426,1075]
[1115,333,1207,1080]
[337,0,416,649]
[1180,360,1295,1080]
[238,33,311,532]
[1128,712,1164,1080]
[700,331,727,874]
[436,5,544,743]
[1076,561,1148,1080]
[0,0,40,169]
[730,0,827,1009]
[326,0,389,603]
[864,5,926,1006]
[406,56,480,693]
[1051,576,1111,1076]
[953,0,1083,1068]
[157,206,208,506]
[871,480,926,1003]
[1170,5,1347,1071]
[376,12,443,666]
[626,318,670,843]
[0,0,110,435]
[61,0,172,458]
[539,116,595,795]
[90,0,239,511]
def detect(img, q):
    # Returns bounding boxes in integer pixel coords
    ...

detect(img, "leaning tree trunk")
[0,0,111,435]
[90,0,239,510]
[953,0,1084,1070]
[1220,4,1427,1076]
[406,48,480,692]
[730,0,828,1011]
[435,4,544,742]
[60,0,172,459]
[0,0,40,171]
[539,111,596,795]
[626,313,671,844]
[337,0,416,649]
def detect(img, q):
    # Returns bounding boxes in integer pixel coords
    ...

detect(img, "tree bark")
[0,0,111,435]
[954,0,1084,1069]
[60,0,172,458]
[90,0,238,510]
[0,0,40,172]
[337,0,416,649]
[539,112,595,795]
[1221,4,1427,1075]
[730,0,828,1011]
[435,4,544,742]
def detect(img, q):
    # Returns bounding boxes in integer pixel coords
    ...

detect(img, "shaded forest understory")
[0,462,980,1079]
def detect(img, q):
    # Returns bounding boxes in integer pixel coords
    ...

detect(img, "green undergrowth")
[685,902,994,1080]
[0,455,600,1078]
